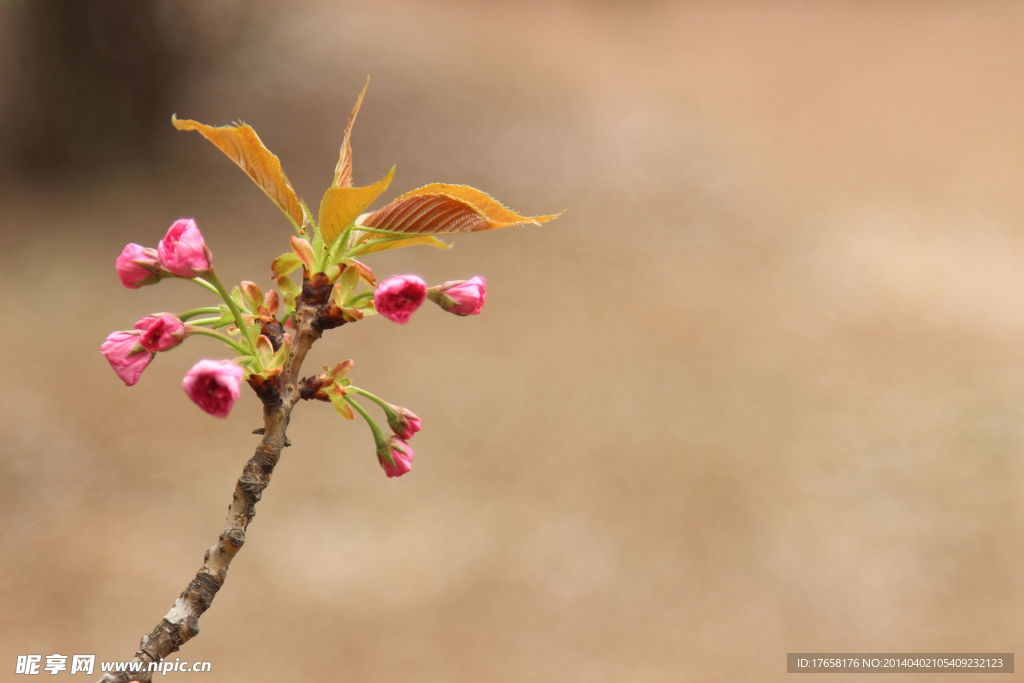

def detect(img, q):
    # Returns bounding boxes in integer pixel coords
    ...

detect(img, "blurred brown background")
[2,1,1022,681]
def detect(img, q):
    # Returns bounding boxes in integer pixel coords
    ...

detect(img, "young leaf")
[324,360,355,381]
[324,382,355,419]
[239,281,263,313]
[358,183,563,234]
[262,289,281,316]
[255,334,275,367]
[341,307,365,322]
[290,236,317,272]
[268,336,290,369]
[348,259,377,286]
[172,115,306,232]
[271,252,303,279]
[318,166,395,244]
[332,266,360,306]
[351,234,451,256]
[324,262,343,282]
[332,77,370,189]
[276,275,301,313]
[229,285,246,310]
[211,305,236,328]
[276,275,301,297]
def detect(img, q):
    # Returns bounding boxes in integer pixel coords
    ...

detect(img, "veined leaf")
[318,166,395,244]
[172,115,306,231]
[358,183,563,234]
[332,77,370,189]
[352,233,451,256]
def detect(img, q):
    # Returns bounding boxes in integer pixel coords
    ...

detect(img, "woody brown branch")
[98,276,327,683]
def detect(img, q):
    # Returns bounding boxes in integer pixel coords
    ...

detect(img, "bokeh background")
[2,1,1022,681]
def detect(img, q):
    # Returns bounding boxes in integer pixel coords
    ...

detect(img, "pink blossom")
[182,359,245,418]
[100,330,153,386]
[373,274,427,324]
[158,218,212,277]
[387,406,422,440]
[115,243,162,289]
[379,436,414,478]
[433,276,487,316]
[134,313,186,352]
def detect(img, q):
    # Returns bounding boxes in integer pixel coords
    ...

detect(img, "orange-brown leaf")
[358,183,563,234]
[172,115,305,230]
[318,166,394,244]
[332,77,370,189]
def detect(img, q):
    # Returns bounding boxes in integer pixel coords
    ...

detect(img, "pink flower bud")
[157,218,212,277]
[387,406,422,440]
[99,330,153,386]
[373,274,427,324]
[115,243,162,289]
[378,436,414,478]
[432,276,487,316]
[133,313,186,352]
[181,359,245,418]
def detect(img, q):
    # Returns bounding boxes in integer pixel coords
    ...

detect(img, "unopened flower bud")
[133,313,186,352]
[373,274,427,324]
[115,243,162,289]
[429,276,487,316]
[158,218,212,277]
[387,406,422,440]
[99,330,153,386]
[181,359,245,418]
[378,436,414,478]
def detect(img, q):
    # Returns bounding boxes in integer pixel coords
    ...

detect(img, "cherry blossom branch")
[97,84,559,681]
[97,287,324,683]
